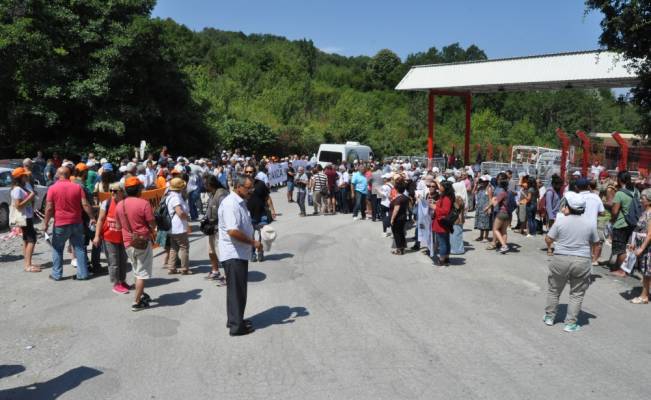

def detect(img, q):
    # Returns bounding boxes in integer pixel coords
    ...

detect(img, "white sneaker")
[71,259,78,267]
[353,217,361,221]
[526,234,533,238]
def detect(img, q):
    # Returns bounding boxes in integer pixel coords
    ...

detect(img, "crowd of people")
[283,157,650,332]
[9,148,651,334]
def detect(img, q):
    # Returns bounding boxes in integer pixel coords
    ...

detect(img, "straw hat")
[169,177,186,191]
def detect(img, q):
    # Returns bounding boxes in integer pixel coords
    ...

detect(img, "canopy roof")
[395,51,639,93]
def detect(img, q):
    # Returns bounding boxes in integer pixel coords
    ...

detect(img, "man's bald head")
[56,167,70,179]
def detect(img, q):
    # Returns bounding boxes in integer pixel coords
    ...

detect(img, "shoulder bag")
[121,199,149,250]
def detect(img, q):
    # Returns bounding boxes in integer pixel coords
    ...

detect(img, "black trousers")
[223,258,249,333]
[391,219,407,249]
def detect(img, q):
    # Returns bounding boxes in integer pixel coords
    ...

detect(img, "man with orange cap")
[115,176,157,311]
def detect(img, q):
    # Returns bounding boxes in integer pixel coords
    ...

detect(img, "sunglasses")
[244,170,255,174]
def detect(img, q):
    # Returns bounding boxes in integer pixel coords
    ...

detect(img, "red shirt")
[47,179,84,227]
[101,199,123,244]
[114,197,154,248]
[325,169,338,189]
[432,196,452,233]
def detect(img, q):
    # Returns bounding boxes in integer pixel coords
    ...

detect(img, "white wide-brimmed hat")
[260,225,277,252]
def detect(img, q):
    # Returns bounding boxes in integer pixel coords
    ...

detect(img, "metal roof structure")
[395,51,639,93]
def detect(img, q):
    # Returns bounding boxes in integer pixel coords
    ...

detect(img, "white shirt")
[590,165,604,178]
[380,183,392,207]
[167,191,189,234]
[218,192,254,261]
[256,171,269,187]
[186,173,198,193]
[580,190,605,228]
[146,168,156,187]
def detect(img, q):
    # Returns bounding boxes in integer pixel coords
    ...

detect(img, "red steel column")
[464,93,471,165]
[428,90,434,160]
[556,128,570,184]
[612,131,628,171]
[576,130,591,177]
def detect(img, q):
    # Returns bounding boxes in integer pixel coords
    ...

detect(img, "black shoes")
[230,326,255,337]
[131,293,152,312]
[226,319,252,329]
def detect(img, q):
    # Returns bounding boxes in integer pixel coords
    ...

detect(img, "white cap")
[432,167,440,173]
[447,177,456,183]
[564,191,586,211]
[119,165,128,173]
[572,171,582,176]
[100,158,108,164]
[86,160,96,167]
[480,174,492,181]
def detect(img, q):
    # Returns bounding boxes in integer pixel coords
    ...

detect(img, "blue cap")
[102,163,113,172]
[576,178,590,187]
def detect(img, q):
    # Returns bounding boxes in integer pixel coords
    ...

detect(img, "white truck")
[316,142,374,167]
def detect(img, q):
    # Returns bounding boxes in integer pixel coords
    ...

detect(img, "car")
[0,167,48,229]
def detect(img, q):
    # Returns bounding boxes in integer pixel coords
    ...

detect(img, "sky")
[152,0,605,60]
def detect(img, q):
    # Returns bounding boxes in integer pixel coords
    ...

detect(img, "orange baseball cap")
[124,176,141,188]
[75,162,88,171]
[11,167,31,178]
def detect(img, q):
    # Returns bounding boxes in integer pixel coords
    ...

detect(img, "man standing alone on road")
[543,191,598,332]
[219,174,261,336]
[43,167,96,281]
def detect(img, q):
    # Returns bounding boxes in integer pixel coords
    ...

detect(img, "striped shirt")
[313,172,328,192]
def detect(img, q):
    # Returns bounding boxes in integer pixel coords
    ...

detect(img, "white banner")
[267,162,288,186]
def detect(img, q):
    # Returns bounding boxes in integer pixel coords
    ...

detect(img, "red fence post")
[612,131,628,171]
[556,128,570,184]
[427,90,434,160]
[464,93,472,166]
[576,130,591,177]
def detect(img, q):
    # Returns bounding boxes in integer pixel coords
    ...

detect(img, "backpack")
[620,189,642,227]
[154,195,172,231]
[506,190,518,215]
[200,189,228,235]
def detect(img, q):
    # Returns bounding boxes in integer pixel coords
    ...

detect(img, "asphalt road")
[1,188,650,400]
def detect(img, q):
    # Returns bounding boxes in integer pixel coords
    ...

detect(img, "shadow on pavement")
[263,253,294,261]
[0,366,102,399]
[249,306,309,330]
[620,287,643,301]
[153,288,202,307]
[248,271,266,282]
[0,255,23,263]
[555,305,597,326]
[146,277,180,288]
[0,364,25,379]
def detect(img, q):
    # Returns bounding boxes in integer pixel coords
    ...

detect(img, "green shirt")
[613,189,633,229]
[86,170,97,194]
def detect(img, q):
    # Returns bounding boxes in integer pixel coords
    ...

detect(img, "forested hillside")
[0,1,641,159]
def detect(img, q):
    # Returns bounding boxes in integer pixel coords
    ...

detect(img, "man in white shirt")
[577,178,605,265]
[589,160,604,180]
[219,174,261,336]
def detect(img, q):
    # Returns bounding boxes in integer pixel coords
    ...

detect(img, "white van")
[317,142,374,167]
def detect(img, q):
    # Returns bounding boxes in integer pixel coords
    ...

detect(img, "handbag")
[121,200,149,250]
[9,203,27,227]
[199,218,215,235]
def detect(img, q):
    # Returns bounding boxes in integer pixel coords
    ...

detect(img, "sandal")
[486,244,496,250]
[181,269,193,275]
[167,269,178,275]
[474,237,484,242]
[630,297,649,304]
[391,249,404,255]
[547,250,554,257]
[24,265,41,273]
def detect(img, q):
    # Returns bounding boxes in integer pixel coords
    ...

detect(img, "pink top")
[47,180,84,227]
[114,197,154,248]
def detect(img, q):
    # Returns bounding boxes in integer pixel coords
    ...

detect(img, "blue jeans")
[353,191,367,219]
[189,189,201,220]
[527,205,537,235]
[435,232,450,258]
[51,223,88,280]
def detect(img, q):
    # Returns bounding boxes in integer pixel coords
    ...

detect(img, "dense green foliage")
[0,0,642,160]
[586,0,651,134]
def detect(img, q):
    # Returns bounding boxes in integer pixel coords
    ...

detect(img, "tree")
[367,49,402,89]
[586,0,651,133]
